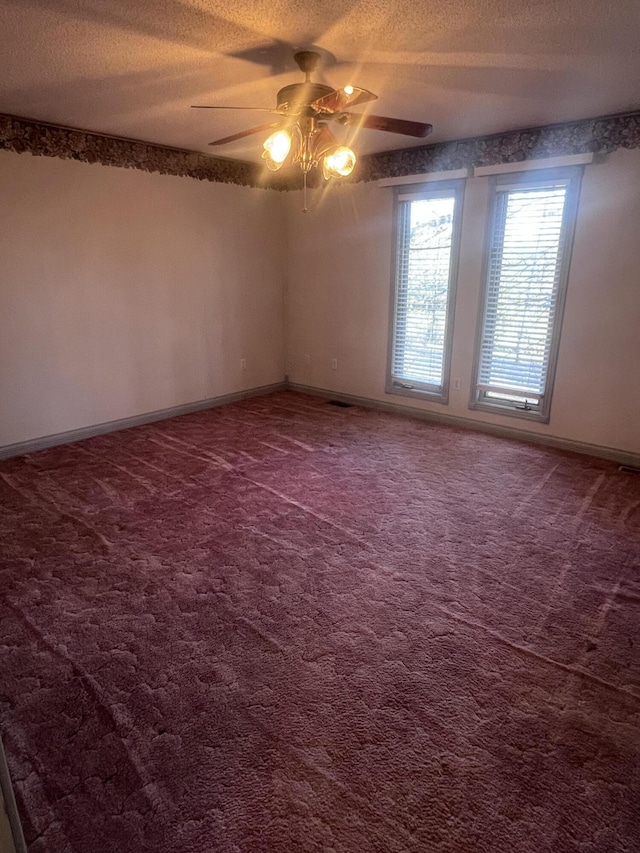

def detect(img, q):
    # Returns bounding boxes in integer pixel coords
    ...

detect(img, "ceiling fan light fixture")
[323,146,357,179]
[262,129,292,170]
[195,49,432,200]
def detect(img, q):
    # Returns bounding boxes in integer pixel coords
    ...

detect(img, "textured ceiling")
[0,0,638,164]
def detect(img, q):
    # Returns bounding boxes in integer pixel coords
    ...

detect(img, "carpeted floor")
[0,391,639,852]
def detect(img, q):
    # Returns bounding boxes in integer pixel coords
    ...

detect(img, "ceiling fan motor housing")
[276,83,334,114]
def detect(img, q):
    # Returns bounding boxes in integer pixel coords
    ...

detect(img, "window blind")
[477,181,570,405]
[391,193,457,391]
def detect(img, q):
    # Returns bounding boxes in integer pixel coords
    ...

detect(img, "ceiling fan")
[191,50,432,185]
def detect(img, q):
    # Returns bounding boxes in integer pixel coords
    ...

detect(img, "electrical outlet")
[331,358,338,370]
[240,358,247,370]
[453,377,461,391]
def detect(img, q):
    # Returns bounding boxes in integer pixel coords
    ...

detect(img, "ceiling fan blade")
[191,105,275,112]
[209,123,279,146]
[351,114,433,138]
[311,87,378,115]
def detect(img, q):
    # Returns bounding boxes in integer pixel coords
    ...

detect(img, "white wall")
[284,149,640,456]
[2,146,638,457]
[0,150,286,447]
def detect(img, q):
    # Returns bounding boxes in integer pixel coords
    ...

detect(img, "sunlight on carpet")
[0,391,639,852]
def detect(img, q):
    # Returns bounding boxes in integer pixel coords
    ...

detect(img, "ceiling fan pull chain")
[303,171,308,213]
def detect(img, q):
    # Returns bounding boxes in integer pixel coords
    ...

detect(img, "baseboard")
[0,382,287,460]
[287,383,640,469]
[0,737,27,853]
[2,380,638,469]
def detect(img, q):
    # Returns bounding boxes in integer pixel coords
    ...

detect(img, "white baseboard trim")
[288,383,640,469]
[0,382,287,460]
[0,737,26,853]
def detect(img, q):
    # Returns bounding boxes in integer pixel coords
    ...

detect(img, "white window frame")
[470,166,583,423]
[386,180,464,404]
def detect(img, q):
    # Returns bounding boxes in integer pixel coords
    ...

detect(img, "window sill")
[387,382,449,406]
[469,400,550,424]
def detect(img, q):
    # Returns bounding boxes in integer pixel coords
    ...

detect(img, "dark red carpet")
[1,391,639,852]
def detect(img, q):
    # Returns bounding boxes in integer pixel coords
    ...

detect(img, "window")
[471,168,582,422]
[387,181,463,402]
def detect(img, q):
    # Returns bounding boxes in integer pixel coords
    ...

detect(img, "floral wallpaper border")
[1,110,639,189]
[356,110,640,183]
[0,113,265,187]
